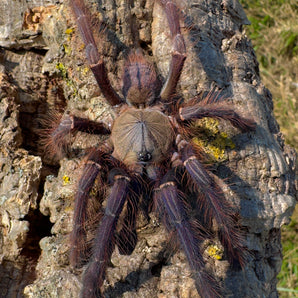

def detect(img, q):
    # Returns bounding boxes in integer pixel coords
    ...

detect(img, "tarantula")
[46,0,256,297]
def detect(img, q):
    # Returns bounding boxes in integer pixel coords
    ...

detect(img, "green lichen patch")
[55,62,68,79]
[55,62,80,99]
[192,118,235,162]
[63,44,72,56]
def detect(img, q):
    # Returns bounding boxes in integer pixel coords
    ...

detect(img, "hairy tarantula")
[46,0,256,297]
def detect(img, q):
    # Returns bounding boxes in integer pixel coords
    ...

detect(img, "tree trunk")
[0,0,296,297]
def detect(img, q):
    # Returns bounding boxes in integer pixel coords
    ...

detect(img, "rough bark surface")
[0,0,296,297]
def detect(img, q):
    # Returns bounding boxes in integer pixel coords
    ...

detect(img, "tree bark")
[0,0,296,297]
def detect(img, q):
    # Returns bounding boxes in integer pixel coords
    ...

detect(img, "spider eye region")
[137,151,152,162]
[111,108,174,167]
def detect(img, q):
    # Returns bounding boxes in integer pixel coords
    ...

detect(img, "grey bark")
[0,0,296,297]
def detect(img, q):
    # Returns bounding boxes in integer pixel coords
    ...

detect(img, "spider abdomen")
[111,108,174,167]
[122,52,159,107]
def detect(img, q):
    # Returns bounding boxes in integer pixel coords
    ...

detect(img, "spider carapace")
[111,107,175,172]
[45,0,256,297]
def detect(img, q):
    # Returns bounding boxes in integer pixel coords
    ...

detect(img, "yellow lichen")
[65,28,74,35]
[55,62,68,78]
[207,245,223,260]
[82,67,89,76]
[56,62,80,99]
[77,66,90,76]
[63,44,72,56]
[192,117,235,161]
[62,175,70,186]
[65,28,74,42]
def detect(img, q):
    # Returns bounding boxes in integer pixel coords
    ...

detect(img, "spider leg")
[70,149,111,267]
[44,113,110,158]
[178,100,256,132]
[116,179,141,255]
[155,169,222,298]
[69,0,122,106]
[68,115,111,135]
[179,141,248,267]
[81,168,131,298]
[158,0,187,101]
